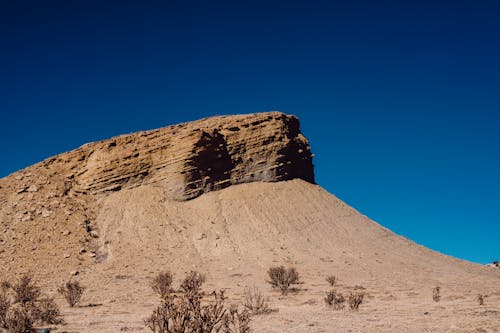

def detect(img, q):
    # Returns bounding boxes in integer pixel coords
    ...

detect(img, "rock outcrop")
[0,111,315,279]
[34,111,315,200]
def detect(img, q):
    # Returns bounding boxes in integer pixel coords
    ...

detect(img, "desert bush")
[432,286,441,302]
[325,275,337,287]
[38,297,63,324]
[145,275,250,333]
[324,290,345,310]
[266,266,300,295]
[243,287,270,315]
[58,280,85,307]
[477,294,485,306]
[0,274,63,333]
[222,304,251,333]
[180,271,206,295]
[11,275,41,305]
[347,292,364,311]
[151,271,174,300]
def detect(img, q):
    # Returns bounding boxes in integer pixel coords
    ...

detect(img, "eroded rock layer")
[4,112,314,201]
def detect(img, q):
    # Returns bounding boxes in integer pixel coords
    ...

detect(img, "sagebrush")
[243,287,271,315]
[347,292,364,311]
[58,280,85,307]
[145,271,250,333]
[324,290,345,310]
[266,266,300,295]
[325,275,337,287]
[151,271,173,300]
[0,274,63,333]
[180,271,206,295]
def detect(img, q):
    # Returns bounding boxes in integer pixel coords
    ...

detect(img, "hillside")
[0,112,499,332]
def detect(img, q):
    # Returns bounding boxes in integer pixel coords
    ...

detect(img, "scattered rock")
[41,209,53,218]
[70,270,79,276]
[27,185,39,192]
[62,230,71,236]
[64,253,71,258]
[89,230,99,238]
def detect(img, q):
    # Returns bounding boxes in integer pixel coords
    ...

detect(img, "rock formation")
[13,112,314,201]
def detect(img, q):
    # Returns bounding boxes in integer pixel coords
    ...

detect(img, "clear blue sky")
[1,1,499,264]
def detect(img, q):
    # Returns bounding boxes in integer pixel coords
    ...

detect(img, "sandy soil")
[15,180,498,333]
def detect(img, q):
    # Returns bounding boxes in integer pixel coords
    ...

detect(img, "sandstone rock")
[53,112,314,200]
[27,185,39,192]
[41,209,53,218]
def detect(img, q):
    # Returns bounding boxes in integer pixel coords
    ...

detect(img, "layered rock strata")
[39,112,315,200]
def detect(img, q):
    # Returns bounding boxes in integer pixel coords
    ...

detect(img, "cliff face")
[0,111,314,279]
[50,112,315,200]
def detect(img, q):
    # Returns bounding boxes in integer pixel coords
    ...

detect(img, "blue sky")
[1,1,499,264]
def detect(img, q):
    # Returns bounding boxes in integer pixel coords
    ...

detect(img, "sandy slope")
[33,179,499,332]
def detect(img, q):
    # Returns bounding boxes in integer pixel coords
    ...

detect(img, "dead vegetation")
[266,266,300,295]
[0,274,63,333]
[347,292,364,311]
[324,290,345,310]
[325,275,337,287]
[57,280,86,307]
[243,287,271,315]
[180,271,206,295]
[432,286,441,302]
[151,271,174,300]
[145,271,250,333]
[477,294,485,306]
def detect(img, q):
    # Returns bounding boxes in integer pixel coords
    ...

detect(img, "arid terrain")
[1,112,499,332]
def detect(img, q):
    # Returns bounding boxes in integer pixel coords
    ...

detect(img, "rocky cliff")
[0,111,315,278]
[38,111,314,200]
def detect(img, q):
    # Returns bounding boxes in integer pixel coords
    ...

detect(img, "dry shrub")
[347,292,364,311]
[266,266,300,295]
[11,275,41,305]
[324,290,345,310]
[151,271,173,300]
[477,294,485,306]
[38,297,63,324]
[0,274,63,333]
[243,287,270,315]
[326,275,337,287]
[222,304,251,333]
[145,272,250,333]
[180,271,206,295]
[58,280,85,307]
[432,286,441,302]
